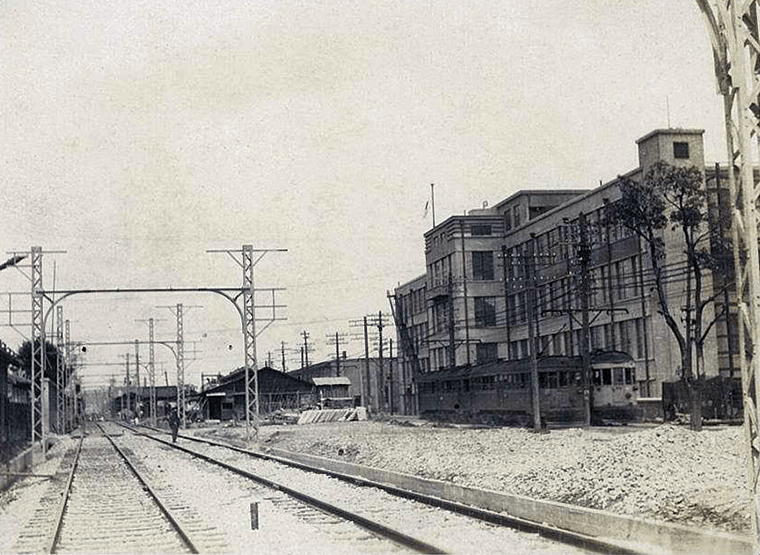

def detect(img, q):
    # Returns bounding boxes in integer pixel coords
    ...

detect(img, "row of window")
[411,312,647,372]
[505,255,646,325]
[426,341,499,371]
[400,286,428,320]
[408,322,429,351]
[593,367,636,386]
[407,251,646,333]
[507,318,648,360]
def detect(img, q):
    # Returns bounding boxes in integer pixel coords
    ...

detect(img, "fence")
[662,376,742,422]
[1,402,30,463]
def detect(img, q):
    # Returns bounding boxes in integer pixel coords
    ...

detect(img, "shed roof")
[197,366,313,398]
[312,377,351,386]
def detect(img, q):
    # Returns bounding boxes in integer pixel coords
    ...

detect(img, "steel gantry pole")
[242,245,258,441]
[55,306,64,433]
[30,246,46,452]
[176,303,186,426]
[149,318,157,426]
[156,305,200,427]
[208,244,287,443]
[134,339,140,418]
[64,319,71,432]
[124,353,131,414]
[698,0,760,544]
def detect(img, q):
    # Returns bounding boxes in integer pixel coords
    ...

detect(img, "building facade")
[288,356,395,413]
[394,128,732,411]
[196,366,314,421]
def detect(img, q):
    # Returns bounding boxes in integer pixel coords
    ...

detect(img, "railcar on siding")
[417,351,639,426]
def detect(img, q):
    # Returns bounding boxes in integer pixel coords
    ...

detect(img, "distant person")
[167,407,180,443]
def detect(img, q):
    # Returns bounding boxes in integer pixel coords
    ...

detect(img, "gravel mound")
[249,421,750,533]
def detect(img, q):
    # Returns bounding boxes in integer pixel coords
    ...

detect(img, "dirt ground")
[189,417,751,534]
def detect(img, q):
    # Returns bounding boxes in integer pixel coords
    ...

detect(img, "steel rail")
[46,434,85,554]
[120,423,445,554]
[95,423,200,554]
[133,423,644,555]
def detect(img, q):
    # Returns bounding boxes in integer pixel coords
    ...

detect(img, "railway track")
[11,424,228,554]
[7,421,619,553]
[119,422,595,554]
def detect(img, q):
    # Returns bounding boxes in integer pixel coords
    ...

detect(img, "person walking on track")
[167,407,180,443]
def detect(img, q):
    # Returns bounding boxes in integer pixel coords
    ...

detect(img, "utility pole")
[459,222,471,366]
[578,213,592,428]
[349,317,371,408]
[266,351,272,367]
[603,199,617,349]
[363,318,369,407]
[387,290,423,416]
[281,341,287,372]
[501,245,512,359]
[448,273,456,368]
[388,338,394,414]
[326,332,348,376]
[360,311,392,412]
[379,311,385,411]
[526,234,541,430]
[302,330,310,367]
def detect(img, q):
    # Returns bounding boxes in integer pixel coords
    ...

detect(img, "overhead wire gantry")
[21,244,285,453]
[697,0,760,545]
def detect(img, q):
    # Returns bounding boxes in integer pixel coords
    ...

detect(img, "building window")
[673,142,690,159]
[476,342,498,363]
[619,320,632,355]
[631,256,641,297]
[509,341,519,360]
[513,205,522,228]
[472,251,495,280]
[635,318,645,359]
[471,224,492,236]
[474,297,498,327]
[552,333,562,355]
[564,331,574,356]
[520,338,529,358]
[615,261,626,300]
[600,266,610,304]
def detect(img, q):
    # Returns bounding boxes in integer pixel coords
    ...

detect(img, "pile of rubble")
[260,421,750,533]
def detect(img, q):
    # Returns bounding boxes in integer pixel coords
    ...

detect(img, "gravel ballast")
[195,419,750,534]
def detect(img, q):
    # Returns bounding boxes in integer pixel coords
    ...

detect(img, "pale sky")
[0,0,726,389]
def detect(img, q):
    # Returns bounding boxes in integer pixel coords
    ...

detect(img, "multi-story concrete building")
[394,128,733,413]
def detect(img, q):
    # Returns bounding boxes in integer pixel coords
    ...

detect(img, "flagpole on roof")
[431,183,436,228]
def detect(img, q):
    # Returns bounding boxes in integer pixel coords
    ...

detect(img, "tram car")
[416,351,640,426]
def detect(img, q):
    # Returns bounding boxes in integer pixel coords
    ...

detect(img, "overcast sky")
[0,0,725,389]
